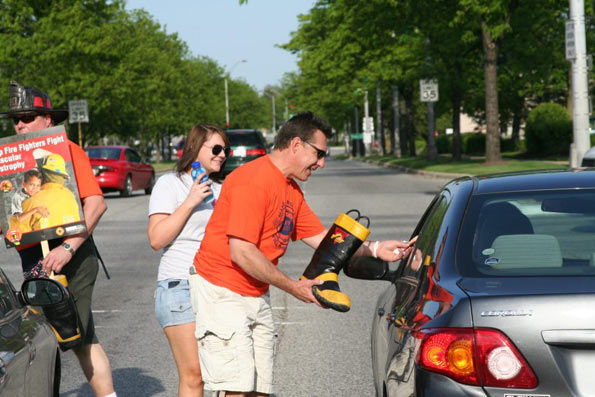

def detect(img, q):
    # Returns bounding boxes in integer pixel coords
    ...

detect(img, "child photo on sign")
[0,127,87,247]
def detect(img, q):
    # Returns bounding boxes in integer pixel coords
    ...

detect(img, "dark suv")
[224,129,268,176]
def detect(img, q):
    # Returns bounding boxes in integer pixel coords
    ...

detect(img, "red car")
[85,145,155,197]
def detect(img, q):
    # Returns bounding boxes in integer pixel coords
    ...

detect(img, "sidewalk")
[329,147,469,180]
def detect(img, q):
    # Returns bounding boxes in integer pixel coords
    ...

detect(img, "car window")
[0,270,19,320]
[457,189,595,277]
[85,148,121,160]
[401,194,450,280]
[227,132,264,147]
[125,149,141,163]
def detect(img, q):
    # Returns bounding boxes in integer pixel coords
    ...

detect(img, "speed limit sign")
[420,80,439,103]
[68,100,89,123]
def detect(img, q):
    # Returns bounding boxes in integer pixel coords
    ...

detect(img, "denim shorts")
[155,279,195,328]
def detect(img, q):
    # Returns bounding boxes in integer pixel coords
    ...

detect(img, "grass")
[337,152,568,176]
[152,161,177,173]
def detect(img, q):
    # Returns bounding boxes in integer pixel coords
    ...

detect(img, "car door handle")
[542,329,595,347]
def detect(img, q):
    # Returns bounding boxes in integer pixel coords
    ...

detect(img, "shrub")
[463,133,485,155]
[436,134,451,153]
[525,103,572,156]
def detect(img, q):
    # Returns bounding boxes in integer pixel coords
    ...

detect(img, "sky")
[125,0,316,92]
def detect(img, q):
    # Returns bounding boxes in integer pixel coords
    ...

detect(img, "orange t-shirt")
[68,140,102,199]
[194,155,324,296]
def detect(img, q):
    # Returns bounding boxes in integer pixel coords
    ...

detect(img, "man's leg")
[73,342,115,396]
[63,239,115,395]
[192,274,259,393]
[211,293,276,397]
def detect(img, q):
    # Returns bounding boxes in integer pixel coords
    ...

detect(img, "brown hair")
[176,123,230,182]
[274,111,332,149]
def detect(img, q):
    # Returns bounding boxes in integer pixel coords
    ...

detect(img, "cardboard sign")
[0,126,86,248]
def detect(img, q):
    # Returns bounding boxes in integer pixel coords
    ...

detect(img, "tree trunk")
[482,22,501,163]
[511,96,524,144]
[391,86,401,158]
[403,90,417,156]
[154,135,161,163]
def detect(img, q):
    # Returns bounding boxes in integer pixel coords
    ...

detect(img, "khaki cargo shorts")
[189,272,276,394]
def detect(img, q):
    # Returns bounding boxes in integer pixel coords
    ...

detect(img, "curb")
[348,157,471,180]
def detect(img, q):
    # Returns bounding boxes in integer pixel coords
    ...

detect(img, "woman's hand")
[185,172,212,207]
[374,236,418,262]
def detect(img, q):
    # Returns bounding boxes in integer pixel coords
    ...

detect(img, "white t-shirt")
[148,172,221,281]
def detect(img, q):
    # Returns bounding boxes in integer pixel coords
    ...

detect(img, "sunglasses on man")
[12,114,39,125]
[205,144,231,157]
[303,140,329,159]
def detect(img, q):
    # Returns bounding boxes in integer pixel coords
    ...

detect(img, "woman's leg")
[164,322,203,397]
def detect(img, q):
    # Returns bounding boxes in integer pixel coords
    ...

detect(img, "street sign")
[420,79,439,102]
[68,100,89,123]
[362,116,374,134]
[566,20,576,60]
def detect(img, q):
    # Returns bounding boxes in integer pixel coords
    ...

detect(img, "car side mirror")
[20,278,67,306]
[344,256,395,281]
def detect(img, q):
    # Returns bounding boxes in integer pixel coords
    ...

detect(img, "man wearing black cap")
[0,81,116,397]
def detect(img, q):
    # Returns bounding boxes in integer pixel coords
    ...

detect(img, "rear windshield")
[457,189,595,277]
[85,148,121,160]
[226,132,263,147]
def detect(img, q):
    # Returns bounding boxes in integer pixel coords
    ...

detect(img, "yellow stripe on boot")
[312,272,351,312]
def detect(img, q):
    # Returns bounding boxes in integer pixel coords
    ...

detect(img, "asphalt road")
[0,155,446,396]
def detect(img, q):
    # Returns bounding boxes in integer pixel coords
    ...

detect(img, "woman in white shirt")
[148,124,230,397]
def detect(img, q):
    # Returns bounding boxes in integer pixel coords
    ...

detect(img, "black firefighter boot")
[301,210,370,312]
[44,274,83,351]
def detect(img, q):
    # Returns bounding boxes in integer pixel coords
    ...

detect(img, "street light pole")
[224,59,247,128]
[568,0,590,167]
[272,94,276,132]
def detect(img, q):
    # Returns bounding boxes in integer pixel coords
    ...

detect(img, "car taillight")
[92,165,113,176]
[475,329,537,388]
[416,328,537,389]
[246,148,266,156]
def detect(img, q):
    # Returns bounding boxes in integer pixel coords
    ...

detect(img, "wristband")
[372,241,379,258]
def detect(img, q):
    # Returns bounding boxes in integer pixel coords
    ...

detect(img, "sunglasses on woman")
[206,144,231,157]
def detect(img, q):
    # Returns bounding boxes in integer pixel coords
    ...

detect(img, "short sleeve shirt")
[149,172,221,281]
[194,155,324,296]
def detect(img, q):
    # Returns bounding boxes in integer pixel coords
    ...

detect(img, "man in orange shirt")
[0,82,117,397]
[191,111,414,396]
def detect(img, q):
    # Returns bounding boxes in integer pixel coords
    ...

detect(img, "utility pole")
[363,89,372,154]
[376,84,385,155]
[568,0,590,167]
[271,94,276,133]
[264,88,278,133]
[284,98,289,121]
[224,59,247,128]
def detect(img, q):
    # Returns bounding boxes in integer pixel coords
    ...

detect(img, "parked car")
[85,146,155,197]
[224,129,268,176]
[345,169,595,396]
[0,267,61,396]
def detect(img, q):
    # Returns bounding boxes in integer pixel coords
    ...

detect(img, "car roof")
[85,145,128,150]
[225,129,261,134]
[457,168,595,195]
